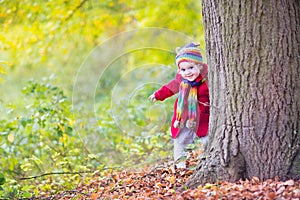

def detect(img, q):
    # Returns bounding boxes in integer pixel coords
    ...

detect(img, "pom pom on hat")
[175,42,204,68]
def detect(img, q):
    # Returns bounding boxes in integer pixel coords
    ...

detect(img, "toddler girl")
[148,42,210,168]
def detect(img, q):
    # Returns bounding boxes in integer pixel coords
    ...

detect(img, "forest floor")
[32,150,300,200]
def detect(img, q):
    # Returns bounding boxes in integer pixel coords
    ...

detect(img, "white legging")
[173,127,208,168]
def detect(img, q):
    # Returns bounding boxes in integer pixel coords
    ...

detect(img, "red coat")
[154,73,209,138]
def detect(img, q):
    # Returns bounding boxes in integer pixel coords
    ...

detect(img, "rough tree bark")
[186,0,300,188]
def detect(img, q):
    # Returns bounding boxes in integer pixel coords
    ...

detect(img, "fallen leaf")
[167,176,176,184]
[282,179,294,186]
[90,193,99,200]
[293,189,300,197]
[251,176,260,184]
[276,186,286,195]
[203,183,214,189]
[267,192,276,199]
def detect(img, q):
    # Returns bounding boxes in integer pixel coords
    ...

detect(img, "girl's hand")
[148,94,157,102]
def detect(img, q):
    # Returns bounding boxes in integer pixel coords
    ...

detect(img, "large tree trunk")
[186,0,300,188]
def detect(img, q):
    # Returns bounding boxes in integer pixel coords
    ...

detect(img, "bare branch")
[18,167,121,181]
[64,0,89,22]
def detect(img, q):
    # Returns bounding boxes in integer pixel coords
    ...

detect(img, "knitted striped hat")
[175,42,203,68]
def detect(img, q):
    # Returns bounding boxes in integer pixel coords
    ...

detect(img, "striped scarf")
[174,78,205,130]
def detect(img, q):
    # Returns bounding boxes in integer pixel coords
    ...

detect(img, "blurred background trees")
[0,0,204,99]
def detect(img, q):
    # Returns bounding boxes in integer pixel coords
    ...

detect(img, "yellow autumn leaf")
[0,66,6,75]
[0,60,11,66]
[123,178,133,184]
[203,183,214,189]
[155,182,165,188]
[167,176,176,184]
[0,60,12,75]
[108,2,114,7]
[167,188,175,194]
[7,133,14,143]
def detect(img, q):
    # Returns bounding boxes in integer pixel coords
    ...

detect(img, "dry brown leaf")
[283,179,294,186]
[267,192,276,199]
[251,176,260,184]
[293,189,300,198]
[90,193,99,200]
[276,186,286,195]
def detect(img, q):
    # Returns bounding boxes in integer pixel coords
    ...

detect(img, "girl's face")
[178,62,202,81]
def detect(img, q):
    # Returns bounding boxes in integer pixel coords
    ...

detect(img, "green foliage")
[0,78,85,198]
[0,77,174,198]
